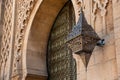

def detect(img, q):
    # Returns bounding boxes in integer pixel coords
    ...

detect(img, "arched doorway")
[24,0,78,79]
[47,1,77,80]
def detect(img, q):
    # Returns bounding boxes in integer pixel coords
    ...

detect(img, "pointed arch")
[22,0,77,79]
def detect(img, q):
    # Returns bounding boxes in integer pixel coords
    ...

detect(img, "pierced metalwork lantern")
[66,10,105,67]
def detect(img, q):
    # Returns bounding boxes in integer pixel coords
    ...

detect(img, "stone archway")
[1,0,119,80]
[23,0,78,79]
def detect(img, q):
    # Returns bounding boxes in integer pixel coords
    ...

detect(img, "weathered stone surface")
[0,0,120,80]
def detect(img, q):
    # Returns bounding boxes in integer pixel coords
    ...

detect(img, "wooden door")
[47,1,76,80]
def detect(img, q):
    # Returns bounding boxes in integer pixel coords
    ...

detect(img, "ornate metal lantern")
[66,10,105,67]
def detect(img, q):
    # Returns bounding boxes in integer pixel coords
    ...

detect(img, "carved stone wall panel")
[75,0,118,80]
[12,0,38,78]
[72,0,93,25]
[105,0,113,34]
[91,0,109,36]
[0,0,15,80]
[91,0,114,37]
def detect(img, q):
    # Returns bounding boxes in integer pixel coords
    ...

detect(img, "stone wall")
[73,0,119,80]
[0,0,120,80]
[113,0,120,79]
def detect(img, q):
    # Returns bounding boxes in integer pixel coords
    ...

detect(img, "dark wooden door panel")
[47,1,76,80]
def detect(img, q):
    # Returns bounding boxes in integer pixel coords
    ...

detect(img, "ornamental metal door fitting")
[66,10,105,68]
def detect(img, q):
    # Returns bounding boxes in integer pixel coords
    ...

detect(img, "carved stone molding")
[12,0,38,78]
[12,0,79,79]
[91,0,109,34]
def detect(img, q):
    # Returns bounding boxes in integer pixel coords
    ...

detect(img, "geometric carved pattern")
[0,0,14,79]
[12,0,37,76]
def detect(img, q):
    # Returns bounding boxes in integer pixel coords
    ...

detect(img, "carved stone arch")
[22,0,78,79]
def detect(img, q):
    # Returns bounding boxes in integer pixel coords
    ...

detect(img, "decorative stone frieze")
[12,0,38,78]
